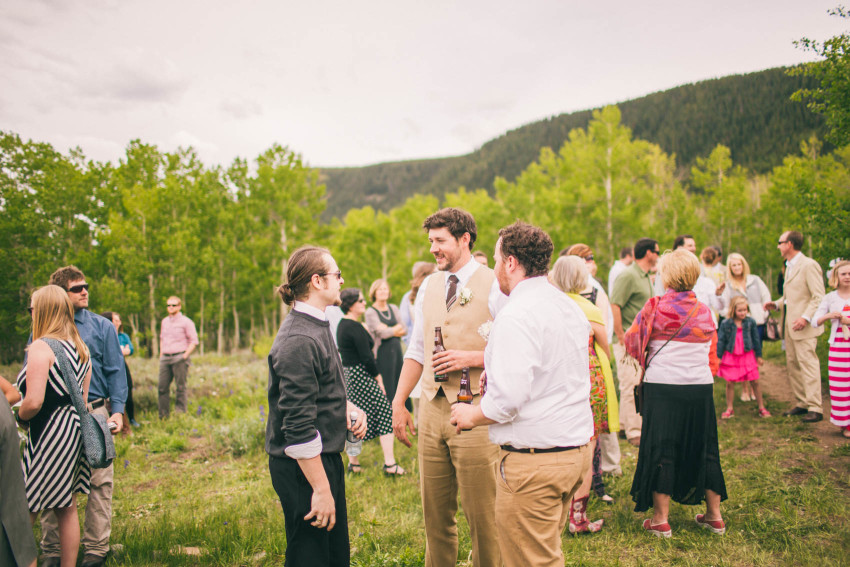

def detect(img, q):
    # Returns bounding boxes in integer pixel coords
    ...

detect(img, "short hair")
[48,266,86,290]
[167,296,182,306]
[566,243,594,260]
[278,246,331,306]
[828,259,850,288]
[712,245,723,257]
[550,256,588,294]
[633,238,658,260]
[673,234,694,250]
[700,246,718,265]
[498,222,553,278]
[786,230,804,251]
[422,208,477,251]
[727,296,749,320]
[339,288,362,315]
[473,250,488,260]
[369,279,390,302]
[660,249,701,292]
[620,247,633,259]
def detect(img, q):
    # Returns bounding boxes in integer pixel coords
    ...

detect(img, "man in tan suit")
[766,230,825,422]
[392,208,506,567]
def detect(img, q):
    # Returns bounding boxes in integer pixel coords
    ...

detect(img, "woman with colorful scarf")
[625,249,727,538]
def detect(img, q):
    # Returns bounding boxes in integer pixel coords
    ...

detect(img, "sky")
[0,1,845,169]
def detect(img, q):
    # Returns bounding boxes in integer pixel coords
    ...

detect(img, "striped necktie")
[446,274,459,311]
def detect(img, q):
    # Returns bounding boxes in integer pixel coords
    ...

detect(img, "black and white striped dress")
[17,339,91,512]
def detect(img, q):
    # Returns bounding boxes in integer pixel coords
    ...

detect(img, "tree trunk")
[148,273,159,358]
[605,145,614,262]
[217,284,225,356]
[232,304,241,352]
[199,289,205,356]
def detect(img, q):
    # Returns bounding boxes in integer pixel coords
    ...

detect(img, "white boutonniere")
[458,287,473,306]
[478,320,494,342]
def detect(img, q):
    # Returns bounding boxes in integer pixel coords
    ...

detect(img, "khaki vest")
[421,266,494,401]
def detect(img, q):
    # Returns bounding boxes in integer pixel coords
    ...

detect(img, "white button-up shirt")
[404,257,507,364]
[480,276,594,449]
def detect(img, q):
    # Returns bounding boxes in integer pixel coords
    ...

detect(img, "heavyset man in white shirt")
[451,222,594,567]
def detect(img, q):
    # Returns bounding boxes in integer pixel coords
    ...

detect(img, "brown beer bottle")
[433,327,448,382]
[457,367,473,404]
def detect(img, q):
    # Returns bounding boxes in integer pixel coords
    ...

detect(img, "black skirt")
[630,383,728,512]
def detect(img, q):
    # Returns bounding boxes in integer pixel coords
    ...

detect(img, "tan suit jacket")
[776,253,825,340]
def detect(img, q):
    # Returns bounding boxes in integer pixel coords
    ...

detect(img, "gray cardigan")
[265,310,347,458]
[365,304,405,356]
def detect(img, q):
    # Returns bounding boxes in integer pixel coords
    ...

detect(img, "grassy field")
[3,343,849,566]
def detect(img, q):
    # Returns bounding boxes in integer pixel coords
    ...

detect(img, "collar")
[631,262,651,277]
[508,275,550,298]
[294,301,327,321]
[786,251,803,267]
[167,312,183,320]
[447,256,480,285]
[74,308,89,324]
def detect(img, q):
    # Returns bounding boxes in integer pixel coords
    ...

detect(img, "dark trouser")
[269,453,349,567]
[158,354,189,418]
[124,361,135,422]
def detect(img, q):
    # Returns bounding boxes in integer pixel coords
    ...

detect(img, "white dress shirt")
[608,260,628,297]
[480,277,594,449]
[404,257,508,365]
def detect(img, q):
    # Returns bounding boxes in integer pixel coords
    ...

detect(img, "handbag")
[764,313,781,342]
[634,304,699,415]
[43,338,116,469]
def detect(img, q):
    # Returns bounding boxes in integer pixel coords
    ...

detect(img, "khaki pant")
[419,394,501,567]
[158,354,190,418]
[495,445,591,567]
[614,343,642,440]
[41,405,114,559]
[598,431,622,474]
[785,335,823,413]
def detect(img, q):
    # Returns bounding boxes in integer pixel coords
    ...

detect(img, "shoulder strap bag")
[42,338,116,469]
[634,304,699,415]
[763,312,781,342]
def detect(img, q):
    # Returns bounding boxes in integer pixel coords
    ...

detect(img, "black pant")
[124,361,135,422]
[269,453,349,567]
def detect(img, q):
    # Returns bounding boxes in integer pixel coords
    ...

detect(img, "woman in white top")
[812,260,850,438]
[625,250,727,538]
[715,253,772,335]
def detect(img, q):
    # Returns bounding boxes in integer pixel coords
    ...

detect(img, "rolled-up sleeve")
[271,335,322,458]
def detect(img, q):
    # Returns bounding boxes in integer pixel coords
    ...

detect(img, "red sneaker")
[695,514,726,535]
[642,519,672,538]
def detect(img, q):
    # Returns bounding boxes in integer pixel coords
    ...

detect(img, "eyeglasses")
[67,284,89,293]
[167,303,180,308]
[584,254,594,262]
[318,271,343,280]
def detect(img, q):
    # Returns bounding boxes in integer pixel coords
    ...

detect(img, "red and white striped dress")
[829,303,850,428]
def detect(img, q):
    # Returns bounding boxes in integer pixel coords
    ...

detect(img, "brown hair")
[498,222,553,278]
[48,266,86,290]
[410,262,437,304]
[727,296,750,320]
[277,246,331,306]
[369,279,390,302]
[829,259,850,288]
[30,285,90,364]
[660,249,701,292]
[566,243,594,260]
[422,208,477,251]
[785,230,804,251]
[700,246,718,265]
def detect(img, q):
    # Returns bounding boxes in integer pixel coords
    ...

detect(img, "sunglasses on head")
[67,284,89,293]
[584,254,594,262]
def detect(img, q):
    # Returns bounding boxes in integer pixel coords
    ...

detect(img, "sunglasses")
[777,240,788,245]
[68,284,89,293]
[319,271,343,280]
[584,254,594,262]
[167,303,180,307]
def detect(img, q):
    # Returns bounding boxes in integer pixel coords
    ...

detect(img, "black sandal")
[382,463,405,476]
[347,463,362,474]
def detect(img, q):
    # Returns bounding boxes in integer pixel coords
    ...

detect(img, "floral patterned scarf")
[624,290,716,368]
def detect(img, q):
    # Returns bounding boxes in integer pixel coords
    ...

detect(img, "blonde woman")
[715,253,772,336]
[551,255,619,533]
[365,279,407,412]
[17,285,92,567]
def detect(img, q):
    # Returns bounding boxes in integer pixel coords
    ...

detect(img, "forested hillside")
[321,68,827,219]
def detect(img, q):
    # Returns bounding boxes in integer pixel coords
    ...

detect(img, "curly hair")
[498,222,553,278]
[422,208,477,251]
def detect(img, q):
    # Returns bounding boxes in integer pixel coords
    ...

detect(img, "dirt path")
[758,358,849,453]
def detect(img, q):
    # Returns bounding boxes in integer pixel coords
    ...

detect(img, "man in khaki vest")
[392,208,507,567]
[766,230,826,422]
